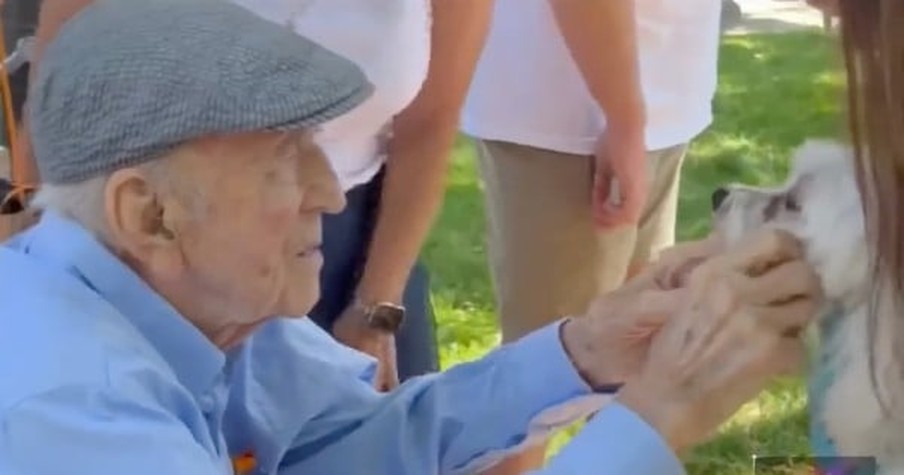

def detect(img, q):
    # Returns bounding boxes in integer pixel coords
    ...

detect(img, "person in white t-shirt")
[461,0,722,472]
[224,0,494,391]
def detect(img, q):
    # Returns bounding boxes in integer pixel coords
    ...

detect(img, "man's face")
[160,131,344,335]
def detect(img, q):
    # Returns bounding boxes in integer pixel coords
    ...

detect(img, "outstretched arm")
[225,319,685,475]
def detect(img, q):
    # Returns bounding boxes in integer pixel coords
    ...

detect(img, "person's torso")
[0,252,233,473]
[460,0,722,154]
[232,0,432,191]
[0,215,381,474]
[0,219,235,473]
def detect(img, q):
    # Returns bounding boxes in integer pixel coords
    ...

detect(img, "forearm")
[548,0,645,132]
[354,119,455,303]
[354,0,492,303]
[275,328,684,475]
[251,321,601,475]
[528,402,686,475]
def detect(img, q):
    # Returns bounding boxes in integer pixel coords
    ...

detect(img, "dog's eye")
[784,194,801,212]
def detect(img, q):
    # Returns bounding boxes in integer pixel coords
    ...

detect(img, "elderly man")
[0,0,822,474]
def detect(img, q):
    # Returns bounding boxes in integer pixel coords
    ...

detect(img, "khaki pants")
[475,139,687,342]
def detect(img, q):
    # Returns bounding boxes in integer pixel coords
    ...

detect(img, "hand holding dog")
[616,230,823,452]
[560,232,726,387]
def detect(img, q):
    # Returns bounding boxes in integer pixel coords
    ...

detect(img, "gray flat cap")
[29,0,374,184]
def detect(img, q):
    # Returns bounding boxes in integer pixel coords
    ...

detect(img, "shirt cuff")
[505,318,594,399]
[456,320,609,473]
[547,402,686,474]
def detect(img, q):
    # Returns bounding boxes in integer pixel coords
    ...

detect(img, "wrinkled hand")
[332,306,400,392]
[644,232,727,290]
[562,286,686,389]
[561,234,725,388]
[617,229,823,452]
[592,129,648,229]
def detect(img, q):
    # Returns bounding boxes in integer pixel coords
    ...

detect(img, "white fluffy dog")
[712,139,904,473]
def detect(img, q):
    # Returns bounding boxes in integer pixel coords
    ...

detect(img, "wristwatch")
[355,300,406,333]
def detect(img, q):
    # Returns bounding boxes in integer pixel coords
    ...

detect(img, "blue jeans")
[308,169,439,381]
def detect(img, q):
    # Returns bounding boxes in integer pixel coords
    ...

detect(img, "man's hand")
[643,232,726,290]
[560,233,724,388]
[561,286,686,390]
[617,229,823,453]
[592,128,648,229]
[332,307,400,392]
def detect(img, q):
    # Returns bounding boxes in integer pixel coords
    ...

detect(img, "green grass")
[424,30,846,474]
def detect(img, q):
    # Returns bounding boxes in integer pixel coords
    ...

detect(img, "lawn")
[423,30,847,474]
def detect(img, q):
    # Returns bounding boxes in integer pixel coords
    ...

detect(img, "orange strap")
[232,452,256,475]
[0,18,35,205]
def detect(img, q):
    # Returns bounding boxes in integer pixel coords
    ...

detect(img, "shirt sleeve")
[225,318,609,475]
[0,385,226,475]
[530,402,687,475]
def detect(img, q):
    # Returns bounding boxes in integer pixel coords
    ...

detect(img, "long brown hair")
[839,0,904,411]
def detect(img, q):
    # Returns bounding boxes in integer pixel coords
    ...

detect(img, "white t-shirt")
[231,0,432,191]
[461,0,722,154]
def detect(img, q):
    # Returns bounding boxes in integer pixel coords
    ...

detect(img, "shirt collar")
[16,211,226,398]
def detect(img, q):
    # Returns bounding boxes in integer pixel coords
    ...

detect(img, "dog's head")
[712,140,868,308]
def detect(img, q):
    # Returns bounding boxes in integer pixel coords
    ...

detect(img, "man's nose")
[319,179,346,215]
[711,187,730,211]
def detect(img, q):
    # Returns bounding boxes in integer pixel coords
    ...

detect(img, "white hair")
[31,157,188,240]
[31,172,112,238]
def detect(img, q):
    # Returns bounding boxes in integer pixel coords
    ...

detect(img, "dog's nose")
[711,187,730,211]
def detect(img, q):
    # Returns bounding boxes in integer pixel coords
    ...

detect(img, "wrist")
[600,94,646,135]
[604,118,646,140]
[347,297,406,334]
[616,381,689,453]
[354,281,405,308]
[560,317,621,392]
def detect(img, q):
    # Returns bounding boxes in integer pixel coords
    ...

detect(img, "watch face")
[368,304,405,332]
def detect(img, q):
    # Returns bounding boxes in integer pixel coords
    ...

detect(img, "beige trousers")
[475,139,687,341]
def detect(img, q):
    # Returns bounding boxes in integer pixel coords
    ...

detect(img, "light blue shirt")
[0,213,685,475]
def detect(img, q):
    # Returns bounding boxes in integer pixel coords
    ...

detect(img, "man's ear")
[103,168,180,264]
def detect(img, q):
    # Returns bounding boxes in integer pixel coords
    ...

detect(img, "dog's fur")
[713,139,904,472]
